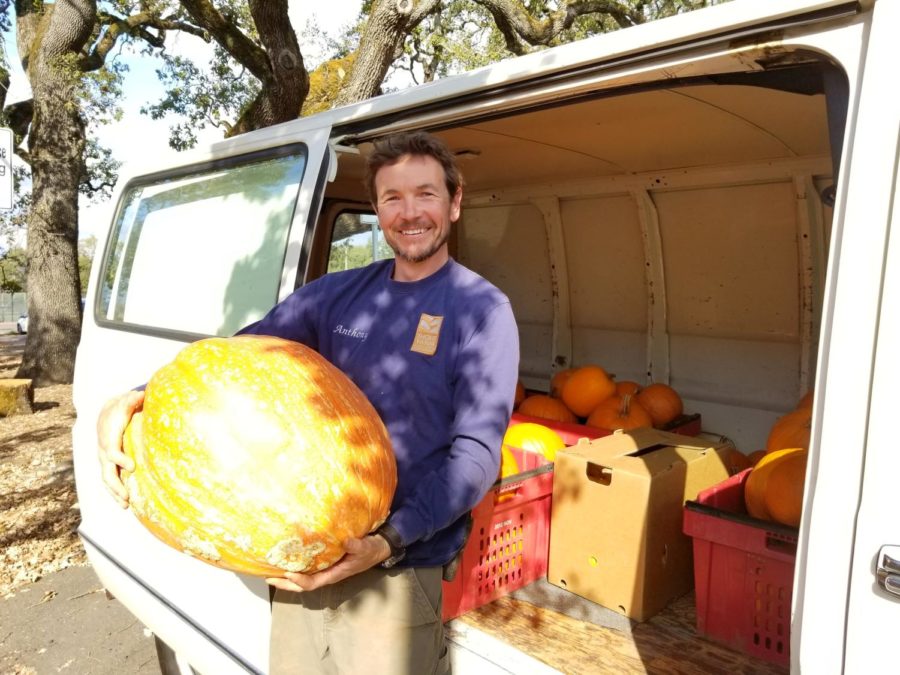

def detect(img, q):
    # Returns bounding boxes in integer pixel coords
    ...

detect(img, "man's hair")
[365,131,463,203]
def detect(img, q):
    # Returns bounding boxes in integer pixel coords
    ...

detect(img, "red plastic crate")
[683,469,798,667]
[441,447,553,621]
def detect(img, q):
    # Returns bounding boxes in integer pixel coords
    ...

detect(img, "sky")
[4,2,363,244]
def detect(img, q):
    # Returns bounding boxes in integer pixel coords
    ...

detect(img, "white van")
[71,0,900,672]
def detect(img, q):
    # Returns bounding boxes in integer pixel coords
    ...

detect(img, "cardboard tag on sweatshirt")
[411,313,443,356]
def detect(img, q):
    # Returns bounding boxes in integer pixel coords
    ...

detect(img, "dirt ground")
[0,335,87,599]
[0,335,160,675]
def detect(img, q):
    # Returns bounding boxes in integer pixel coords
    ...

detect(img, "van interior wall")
[331,75,835,455]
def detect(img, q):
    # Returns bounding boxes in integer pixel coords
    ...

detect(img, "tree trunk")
[15,0,95,385]
[334,0,440,107]
[228,0,309,136]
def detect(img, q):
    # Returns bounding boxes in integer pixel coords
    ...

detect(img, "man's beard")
[388,226,450,263]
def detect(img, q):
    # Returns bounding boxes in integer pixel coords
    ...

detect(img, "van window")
[327,211,392,273]
[98,149,307,337]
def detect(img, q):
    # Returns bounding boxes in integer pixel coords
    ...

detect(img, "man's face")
[373,154,461,265]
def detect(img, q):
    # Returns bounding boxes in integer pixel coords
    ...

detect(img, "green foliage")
[142,46,261,150]
[0,246,26,294]
[393,0,722,82]
[394,1,508,83]
[327,237,393,273]
[78,235,97,293]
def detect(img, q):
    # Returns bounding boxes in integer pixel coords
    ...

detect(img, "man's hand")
[97,389,144,508]
[266,534,392,592]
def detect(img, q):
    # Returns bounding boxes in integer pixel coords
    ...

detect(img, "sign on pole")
[0,127,12,210]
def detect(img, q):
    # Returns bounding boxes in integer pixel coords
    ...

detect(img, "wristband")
[375,523,406,568]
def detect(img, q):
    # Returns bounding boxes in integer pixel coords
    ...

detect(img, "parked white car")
[15,314,27,334]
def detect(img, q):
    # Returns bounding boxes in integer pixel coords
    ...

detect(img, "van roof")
[125,0,859,176]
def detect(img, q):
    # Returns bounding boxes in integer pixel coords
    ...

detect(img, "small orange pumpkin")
[614,380,642,396]
[766,407,811,453]
[721,447,752,476]
[514,380,526,408]
[561,365,616,417]
[763,450,808,526]
[517,394,577,424]
[745,447,806,521]
[550,368,576,398]
[635,382,683,428]
[585,394,653,432]
[747,449,767,466]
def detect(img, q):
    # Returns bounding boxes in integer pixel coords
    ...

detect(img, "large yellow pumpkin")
[503,422,566,462]
[122,335,397,577]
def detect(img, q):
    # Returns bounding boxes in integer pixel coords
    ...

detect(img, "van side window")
[98,149,306,337]
[327,211,392,273]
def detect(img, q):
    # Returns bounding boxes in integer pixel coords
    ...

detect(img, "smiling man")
[259,131,520,674]
[97,131,520,675]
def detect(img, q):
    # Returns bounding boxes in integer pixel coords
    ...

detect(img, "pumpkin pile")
[122,335,398,577]
[742,390,813,527]
[513,365,686,433]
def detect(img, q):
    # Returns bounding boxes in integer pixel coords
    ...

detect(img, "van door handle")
[876,545,900,598]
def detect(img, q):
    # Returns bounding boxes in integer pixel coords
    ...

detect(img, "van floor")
[453,590,789,674]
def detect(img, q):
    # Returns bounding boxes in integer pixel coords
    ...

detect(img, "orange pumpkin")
[585,394,653,432]
[517,394,577,424]
[635,383,683,428]
[503,423,566,462]
[747,449,767,466]
[744,447,806,522]
[561,365,616,417]
[766,407,811,453]
[614,380,642,396]
[514,380,526,408]
[122,335,397,577]
[721,447,752,476]
[550,368,576,398]
[763,451,808,527]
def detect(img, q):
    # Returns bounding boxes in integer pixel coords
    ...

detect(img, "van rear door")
[793,0,900,671]
[72,126,332,675]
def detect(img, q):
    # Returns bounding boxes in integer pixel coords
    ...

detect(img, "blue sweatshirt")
[239,258,520,567]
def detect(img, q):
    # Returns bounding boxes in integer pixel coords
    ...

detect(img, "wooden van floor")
[456,592,789,674]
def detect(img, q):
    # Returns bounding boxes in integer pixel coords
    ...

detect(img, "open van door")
[72,126,333,675]
[794,1,900,671]
[841,1,900,663]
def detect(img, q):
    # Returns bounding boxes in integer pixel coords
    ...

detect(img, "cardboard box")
[547,428,731,621]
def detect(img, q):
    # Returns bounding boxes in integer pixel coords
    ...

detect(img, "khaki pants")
[269,566,449,675]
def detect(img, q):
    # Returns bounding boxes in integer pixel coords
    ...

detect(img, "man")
[98,131,520,674]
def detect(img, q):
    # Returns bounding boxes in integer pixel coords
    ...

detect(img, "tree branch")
[79,11,210,72]
[473,0,644,53]
[178,0,271,82]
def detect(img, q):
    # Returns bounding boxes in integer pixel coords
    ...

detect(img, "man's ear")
[450,187,463,222]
